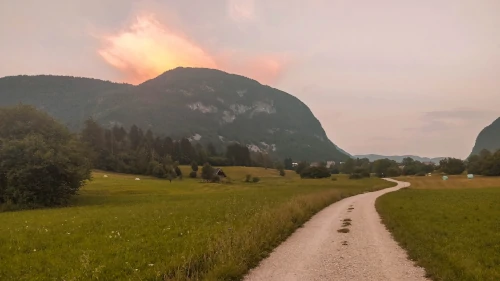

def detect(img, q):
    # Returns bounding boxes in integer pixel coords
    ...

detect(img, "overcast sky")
[1,0,499,158]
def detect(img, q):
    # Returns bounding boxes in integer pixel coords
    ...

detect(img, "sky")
[1,0,499,159]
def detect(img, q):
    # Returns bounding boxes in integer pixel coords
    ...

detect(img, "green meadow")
[377,175,500,281]
[0,167,393,281]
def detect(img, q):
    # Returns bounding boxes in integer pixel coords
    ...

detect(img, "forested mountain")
[0,67,349,161]
[353,154,444,164]
[470,117,500,156]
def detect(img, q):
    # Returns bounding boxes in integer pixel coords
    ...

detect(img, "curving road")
[244,179,429,281]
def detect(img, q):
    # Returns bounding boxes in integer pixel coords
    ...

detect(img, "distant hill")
[470,117,500,156]
[0,67,350,162]
[354,154,445,164]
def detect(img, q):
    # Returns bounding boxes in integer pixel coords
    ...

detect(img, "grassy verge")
[0,167,393,281]
[376,176,500,281]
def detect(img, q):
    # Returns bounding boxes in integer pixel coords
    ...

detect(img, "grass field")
[0,167,394,281]
[377,175,500,281]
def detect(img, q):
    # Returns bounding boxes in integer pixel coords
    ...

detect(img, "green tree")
[439,158,466,175]
[206,142,217,156]
[295,161,308,174]
[340,158,355,174]
[191,161,199,172]
[0,105,91,208]
[284,158,293,170]
[201,163,214,181]
[372,158,400,177]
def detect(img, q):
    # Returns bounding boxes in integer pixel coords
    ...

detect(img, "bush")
[331,177,337,181]
[279,169,286,177]
[0,105,91,208]
[300,166,331,179]
[245,174,252,182]
[416,172,426,177]
[252,177,260,183]
[349,173,363,180]
[361,171,371,178]
[189,171,197,178]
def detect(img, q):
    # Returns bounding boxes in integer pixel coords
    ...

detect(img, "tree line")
[80,119,275,179]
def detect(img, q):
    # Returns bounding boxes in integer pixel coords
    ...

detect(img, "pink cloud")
[97,14,287,85]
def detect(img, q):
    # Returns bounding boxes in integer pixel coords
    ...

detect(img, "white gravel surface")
[244,178,429,281]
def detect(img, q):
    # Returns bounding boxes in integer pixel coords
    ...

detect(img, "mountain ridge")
[0,67,350,162]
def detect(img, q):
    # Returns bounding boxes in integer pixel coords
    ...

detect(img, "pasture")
[0,167,393,281]
[377,175,500,281]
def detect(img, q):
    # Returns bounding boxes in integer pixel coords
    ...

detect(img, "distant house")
[326,161,336,168]
[292,162,298,167]
[213,168,227,178]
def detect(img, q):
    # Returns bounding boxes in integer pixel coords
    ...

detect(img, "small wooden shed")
[213,168,227,178]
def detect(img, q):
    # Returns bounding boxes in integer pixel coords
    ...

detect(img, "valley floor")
[0,167,392,281]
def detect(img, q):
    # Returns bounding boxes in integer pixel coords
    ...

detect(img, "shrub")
[349,173,363,180]
[189,171,197,178]
[415,172,426,177]
[331,177,337,181]
[361,171,371,178]
[279,169,286,177]
[245,174,252,182]
[252,177,260,183]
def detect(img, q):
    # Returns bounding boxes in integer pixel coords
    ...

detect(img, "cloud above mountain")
[97,13,286,85]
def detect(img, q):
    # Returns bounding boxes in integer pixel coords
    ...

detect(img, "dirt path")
[243,178,429,281]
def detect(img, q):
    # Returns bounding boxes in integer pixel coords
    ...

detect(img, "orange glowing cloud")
[98,14,287,85]
[98,15,217,84]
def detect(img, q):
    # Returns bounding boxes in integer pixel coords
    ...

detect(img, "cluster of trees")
[80,119,272,178]
[467,149,500,176]
[293,162,334,179]
[0,105,91,209]
[439,158,466,175]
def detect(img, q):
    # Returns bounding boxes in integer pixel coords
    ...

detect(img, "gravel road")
[243,178,429,281]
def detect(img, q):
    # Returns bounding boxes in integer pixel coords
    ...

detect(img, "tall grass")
[0,167,394,280]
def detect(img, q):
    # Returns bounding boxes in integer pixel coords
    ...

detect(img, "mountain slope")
[470,117,500,156]
[0,67,349,161]
[354,154,444,163]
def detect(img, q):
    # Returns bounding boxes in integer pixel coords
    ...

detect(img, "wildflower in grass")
[148,264,154,267]
[33,249,36,252]
[67,232,70,235]
[135,269,138,272]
